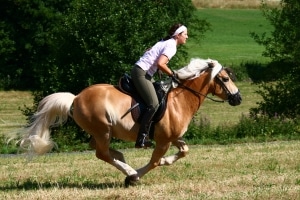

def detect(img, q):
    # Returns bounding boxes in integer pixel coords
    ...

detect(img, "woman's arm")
[157,55,173,76]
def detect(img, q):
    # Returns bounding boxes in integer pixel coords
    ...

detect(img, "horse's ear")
[224,67,237,82]
[208,62,214,69]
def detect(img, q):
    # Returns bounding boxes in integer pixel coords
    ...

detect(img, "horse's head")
[176,58,242,106]
[209,65,242,106]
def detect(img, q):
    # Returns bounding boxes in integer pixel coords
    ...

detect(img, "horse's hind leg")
[109,148,126,163]
[90,137,126,163]
[93,135,137,178]
[159,138,189,166]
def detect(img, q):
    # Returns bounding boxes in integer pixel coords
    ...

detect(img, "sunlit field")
[0,91,33,135]
[2,4,299,199]
[1,141,299,199]
[186,9,273,66]
[192,0,280,9]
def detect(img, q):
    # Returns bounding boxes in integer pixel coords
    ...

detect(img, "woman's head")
[164,23,188,44]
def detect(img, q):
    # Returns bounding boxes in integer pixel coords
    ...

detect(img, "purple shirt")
[135,38,177,77]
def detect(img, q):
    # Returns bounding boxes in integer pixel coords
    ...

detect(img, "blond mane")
[175,58,222,80]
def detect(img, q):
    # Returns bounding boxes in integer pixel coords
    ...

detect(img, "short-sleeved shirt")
[135,38,177,77]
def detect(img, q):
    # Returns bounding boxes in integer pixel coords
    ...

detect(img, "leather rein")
[176,68,229,103]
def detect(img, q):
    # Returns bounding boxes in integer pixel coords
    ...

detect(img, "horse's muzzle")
[228,91,242,106]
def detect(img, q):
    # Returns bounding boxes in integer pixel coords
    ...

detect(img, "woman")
[131,23,188,148]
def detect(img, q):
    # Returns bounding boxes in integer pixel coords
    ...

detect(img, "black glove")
[170,70,180,83]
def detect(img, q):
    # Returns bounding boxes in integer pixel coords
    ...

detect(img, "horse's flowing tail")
[19,92,76,155]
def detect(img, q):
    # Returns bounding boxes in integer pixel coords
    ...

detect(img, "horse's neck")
[170,72,211,117]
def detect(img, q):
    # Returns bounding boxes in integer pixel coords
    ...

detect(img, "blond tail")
[19,92,75,155]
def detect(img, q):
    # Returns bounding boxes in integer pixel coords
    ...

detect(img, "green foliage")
[250,73,300,118]
[17,0,209,148]
[183,115,300,145]
[251,0,300,64]
[37,0,209,94]
[235,114,300,140]
[2,113,300,154]
[50,120,91,152]
[0,0,72,90]
[0,135,18,154]
[250,0,300,118]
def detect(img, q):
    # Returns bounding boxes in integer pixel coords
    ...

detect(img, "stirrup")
[135,141,153,148]
[135,134,153,148]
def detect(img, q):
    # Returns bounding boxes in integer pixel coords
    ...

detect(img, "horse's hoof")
[124,174,139,187]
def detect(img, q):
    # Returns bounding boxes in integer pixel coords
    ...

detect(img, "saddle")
[117,74,172,124]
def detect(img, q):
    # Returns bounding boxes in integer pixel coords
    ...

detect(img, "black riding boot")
[135,106,156,148]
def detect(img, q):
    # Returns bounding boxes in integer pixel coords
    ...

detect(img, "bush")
[2,113,299,154]
[182,114,300,146]
[0,135,18,154]
[250,0,300,118]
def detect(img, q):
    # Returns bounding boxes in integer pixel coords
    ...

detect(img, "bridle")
[177,82,226,103]
[176,67,231,103]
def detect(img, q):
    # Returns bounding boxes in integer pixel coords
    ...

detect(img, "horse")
[17,58,242,187]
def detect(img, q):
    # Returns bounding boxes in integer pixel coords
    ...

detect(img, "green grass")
[185,9,269,126]
[0,91,33,135]
[187,9,273,65]
[1,8,299,198]
[1,141,299,199]
[198,82,260,127]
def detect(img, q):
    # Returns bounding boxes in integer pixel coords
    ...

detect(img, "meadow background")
[0,8,271,135]
[1,1,300,199]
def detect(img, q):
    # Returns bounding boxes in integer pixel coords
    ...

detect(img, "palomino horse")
[18,58,241,186]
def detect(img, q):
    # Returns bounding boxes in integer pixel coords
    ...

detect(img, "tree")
[250,0,300,118]
[37,0,209,95]
[0,0,72,90]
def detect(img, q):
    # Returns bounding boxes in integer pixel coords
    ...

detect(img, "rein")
[177,82,226,103]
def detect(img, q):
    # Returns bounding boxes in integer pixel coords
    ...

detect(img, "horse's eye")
[222,77,229,82]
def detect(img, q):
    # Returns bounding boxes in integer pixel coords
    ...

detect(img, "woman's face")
[177,30,188,45]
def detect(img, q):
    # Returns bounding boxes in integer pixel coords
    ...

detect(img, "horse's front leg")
[125,142,171,187]
[159,138,189,166]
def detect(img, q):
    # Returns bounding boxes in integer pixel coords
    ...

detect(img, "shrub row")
[1,115,299,154]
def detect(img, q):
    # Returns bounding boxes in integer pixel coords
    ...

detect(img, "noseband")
[214,70,241,106]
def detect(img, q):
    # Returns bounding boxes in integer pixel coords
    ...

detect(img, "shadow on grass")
[0,178,126,191]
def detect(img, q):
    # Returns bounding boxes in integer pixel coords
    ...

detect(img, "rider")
[131,23,188,148]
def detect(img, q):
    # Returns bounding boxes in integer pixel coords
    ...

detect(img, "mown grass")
[1,6,299,199]
[198,82,260,127]
[0,91,33,135]
[186,9,273,66]
[192,0,280,9]
[0,141,299,199]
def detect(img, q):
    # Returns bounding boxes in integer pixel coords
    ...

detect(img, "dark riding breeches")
[131,65,159,110]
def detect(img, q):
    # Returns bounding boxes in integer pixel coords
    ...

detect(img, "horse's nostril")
[228,92,242,106]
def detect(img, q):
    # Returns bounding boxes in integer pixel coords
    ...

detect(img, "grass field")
[1,141,299,199]
[186,9,273,65]
[0,91,33,135]
[1,6,299,200]
[192,0,280,9]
